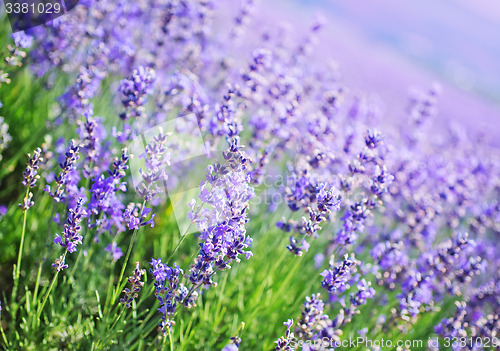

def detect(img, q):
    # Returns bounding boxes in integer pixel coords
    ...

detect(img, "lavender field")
[0,1,499,350]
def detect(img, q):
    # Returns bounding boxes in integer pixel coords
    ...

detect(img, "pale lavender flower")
[136,130,170,202]
[188,139,254,288]
[105,242,123,261]
[52,197,87,271]
[222,336,241,351]
[295,294,328,340]
[150,258,185,335]
[0,205,7,218]
[19,148,43,211]
[275,319,294,351]
[120,262,146,308]
[0,116,12,162]
[320,254,357,294]
[119,66,156,120]
[45,140,80,203]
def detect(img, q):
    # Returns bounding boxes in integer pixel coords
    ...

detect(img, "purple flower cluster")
[45,140,80,203]
[136,130,170,203]
[0,116,12,162]
[19,148,43,211]
[52,197,87,271]
[150,258,193,335]
[275,319,295,351]
[123,204,156,231]
[88,149,130,234]
[320,255,357,294]
[222,336,242,351]
[120,262,145,308]
[119,66,156,120]
[105,242,123,262]
[188,139,254,290]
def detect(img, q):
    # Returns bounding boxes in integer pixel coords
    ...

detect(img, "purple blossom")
[124,206,156,230]
[60,67,103,119]
[150,258,187,335]
[21,147,43,188]
[0,205,7,217]
[19,148,43,211]
[320,254,357,294]
[222,336,241,351]
[45,140,80,203]
[88,149,129,233]
[188,138,254,289]
[119,66,156,120]
[136,130,170,202]
[11,31,33,48]
[295,294,328,340]
[105,242,123,261]
[120,262,145,308]
[0,117,12,162]
[274,319,294,351]
[52,197,87,271]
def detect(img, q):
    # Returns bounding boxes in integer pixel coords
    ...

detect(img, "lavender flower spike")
[45,140,80,203]
[19,147,43,211]
[105,242,123,261]
[320,254,358,294]
[275,319,295,351]
[150,258,184,335]
[52,198,87,271]
[136,130,170,202]
[119,66,156,120]
[120,262,146,308]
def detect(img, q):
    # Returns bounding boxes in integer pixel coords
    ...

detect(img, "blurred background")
[257,0,500,139]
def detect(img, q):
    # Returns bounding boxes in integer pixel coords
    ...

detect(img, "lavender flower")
[88,149,129,233]
[295,294,328,340]
[78,114,109,178]
[105,242,123,261]
[222,336,241,351]
[60,67,103,119]
[52,197,87,271]
[0,205,7,219]
[222,344,239,351]
[340,279,376,325]
[19,148,43,211]
[120,262,146,308]
[119,66,156,120]
[21,148,43,188]
[320,254,357,294]
[45,140,80,203]
[188,139,254,289]
[12,31,33,49]
[136,130,170,202]
[123,206,156,230]
[0,116,12,162]
[150,258,184,335]
[275,319,295,351]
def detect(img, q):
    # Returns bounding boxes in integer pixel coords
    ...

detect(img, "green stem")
[111,200,147,305]
[0,317,8,348]
[103,261,116,316]
[165,201,206,265]
[10,188,31,321]
[167,327,174,351]
[111,227,139,305]
[12,189,30,298]
[32,260,43,305]
[96,307,125,349]
[36,251,67,323]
